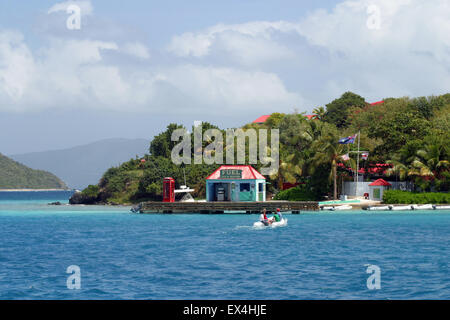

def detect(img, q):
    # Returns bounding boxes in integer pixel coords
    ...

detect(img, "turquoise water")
[0,192,449,299]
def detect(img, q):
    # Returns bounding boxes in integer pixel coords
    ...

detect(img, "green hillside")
[0,153,67,189]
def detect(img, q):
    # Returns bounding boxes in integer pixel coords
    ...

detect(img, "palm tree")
[269,150,303,190]
[387,136,449,191]
[410,137,449,181]
[310,128,346,199]
[385,159,409,180]
[312,106,326,120]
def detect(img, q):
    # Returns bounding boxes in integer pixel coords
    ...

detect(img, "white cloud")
[0,30,300,115]
[121,42,150,60]
[159,64,301,114]
[2,0,450,117]
[167,0,450,103]
[0,31,35,101]
[48,0,93,15]
[168,21,299,65]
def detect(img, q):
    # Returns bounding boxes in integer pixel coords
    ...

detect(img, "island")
[0,153,67,190]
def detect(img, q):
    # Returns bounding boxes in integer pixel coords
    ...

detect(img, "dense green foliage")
[323,92,366,128]
[383,190,449,204]
[273,185,317,201]
[0,153,67,189]
[76,92,449,204]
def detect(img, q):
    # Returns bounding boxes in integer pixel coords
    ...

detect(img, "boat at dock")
[366,204,450,211]
[321,205,353,211]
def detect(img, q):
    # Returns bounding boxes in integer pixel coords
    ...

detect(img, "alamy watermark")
[366,4,381,30]
[365,264,381,290]
[66,5,81,30]
[66,265,81,289]
[171,121,279,175]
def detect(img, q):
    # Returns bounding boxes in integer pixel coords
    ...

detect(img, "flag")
[361,152,369,160]
[338,134,357,144]
[341,153,350,161]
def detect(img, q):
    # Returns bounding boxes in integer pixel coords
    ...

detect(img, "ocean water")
[0,191,449,300]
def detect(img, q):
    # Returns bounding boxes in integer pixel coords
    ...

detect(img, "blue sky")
[1,0,449,154]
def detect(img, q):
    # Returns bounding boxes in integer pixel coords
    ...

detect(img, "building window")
[258,183,264,192]
[240,183,250,192]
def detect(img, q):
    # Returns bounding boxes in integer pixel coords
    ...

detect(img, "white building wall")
[343,182,371,197]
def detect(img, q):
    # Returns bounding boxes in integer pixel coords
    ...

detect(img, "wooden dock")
[138,201,319,214]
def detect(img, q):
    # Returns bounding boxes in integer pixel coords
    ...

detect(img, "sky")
[1,0,450,154]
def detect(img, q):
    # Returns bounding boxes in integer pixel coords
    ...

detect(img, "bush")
[274,185,317,201]
[383,190,450,204]
[69,185,101,204]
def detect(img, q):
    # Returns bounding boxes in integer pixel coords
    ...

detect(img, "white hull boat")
[412,204,433,210]
[434,205,450,210]
[334,205,353,210]
[390,205,413,211]
[253,218,288,228]
[367,206,391,211]
[321,205,352,211]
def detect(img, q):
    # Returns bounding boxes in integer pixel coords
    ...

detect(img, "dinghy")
[411,204,433,210]
[367,206,391,211]
[433,205,450,210]
[333,205,353,210]
[253,218,288,228]
[390,205,413,211]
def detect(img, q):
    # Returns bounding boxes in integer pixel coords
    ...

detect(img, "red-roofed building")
[370,101,384,106]
[369,179,392,187]
[206,165,266,202]
[252,115,271,124]
[369,178,391,200]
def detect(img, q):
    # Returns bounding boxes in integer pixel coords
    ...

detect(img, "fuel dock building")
[205,165,266,202]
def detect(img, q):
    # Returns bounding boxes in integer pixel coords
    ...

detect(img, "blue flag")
[338,134,357,144]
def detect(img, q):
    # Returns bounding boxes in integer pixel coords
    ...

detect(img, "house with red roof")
[206,165,266,202]
[369,179,392,200]
[252,115,271,124]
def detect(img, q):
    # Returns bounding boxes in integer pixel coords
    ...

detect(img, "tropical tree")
[310,125,346,199]
[323,92,366,128]
[312,106,326,119]
[269,152,303,190]
[409,136,449,189]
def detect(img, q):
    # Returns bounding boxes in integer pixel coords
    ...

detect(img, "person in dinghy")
[272,208,282,222]
[259,208,272,226]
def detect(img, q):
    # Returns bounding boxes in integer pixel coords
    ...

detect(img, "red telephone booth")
[163,177,175,202]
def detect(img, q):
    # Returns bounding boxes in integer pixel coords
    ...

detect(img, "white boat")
[433,205,450,210]
[334,205,353,210]
[390,205,413,211]
[367,206,391,211]
[411,204,433,210]
[253,218,288,228]
[321,206,336,211]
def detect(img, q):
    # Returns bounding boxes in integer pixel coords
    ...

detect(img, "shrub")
[274,185,317,201]
[81,185,100,198]
[383,190,449,204]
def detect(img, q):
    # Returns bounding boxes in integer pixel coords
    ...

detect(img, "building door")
[373,188,381,200]
[258,182,264,201]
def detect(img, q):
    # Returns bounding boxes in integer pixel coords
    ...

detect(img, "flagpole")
[356,130,360,197]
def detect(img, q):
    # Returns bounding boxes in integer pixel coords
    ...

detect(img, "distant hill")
[10,138,149,190]
[0,153,67,189]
